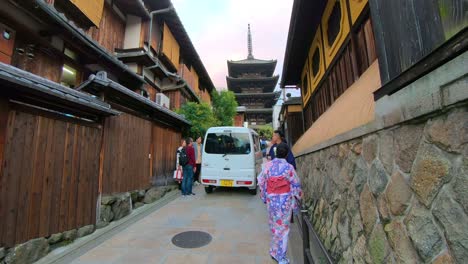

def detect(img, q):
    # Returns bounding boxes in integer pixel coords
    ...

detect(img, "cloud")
[172,0,294,90]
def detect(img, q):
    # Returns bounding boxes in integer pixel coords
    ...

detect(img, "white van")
[201,126,263,194]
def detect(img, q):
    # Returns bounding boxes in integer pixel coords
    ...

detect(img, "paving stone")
[133,202,145,209]
[384,220,420,264]
[338,213,351,250]
[362,135,378,166]
[96,221,109,229]
[112,193,132,221]
[385,170,412,216]
[368,224,392,264]
[377,196,391,222]
[368,159,389,196]
[100,205,114,222]
[101,195,116,205]
[62,229,77,241]
[351,142,363,155]
[404,202,443,261]
[4,238,49,264]
[352,157,368,194]
[451,158,468,214]
[378,130,394,174]
[77,225,95,238]
[432,188,468,263]
[394,124,424,173]
[47,233,63,244]
[410,144,452,207]
[143,187,166,204]
[427,108,468,153]
[432,251,455,264]
[359,184,378,235]
[352,235,372,263]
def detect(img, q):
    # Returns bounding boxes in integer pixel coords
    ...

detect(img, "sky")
[171,0,300,99]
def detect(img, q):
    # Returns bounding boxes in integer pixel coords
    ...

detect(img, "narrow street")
[70,185,279,264]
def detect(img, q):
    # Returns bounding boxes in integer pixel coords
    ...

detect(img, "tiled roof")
[0,62,118,116]
[35,0,145,84]
[78,72,191,126]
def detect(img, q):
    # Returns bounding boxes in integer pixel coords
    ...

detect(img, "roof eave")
[35,0,145,84]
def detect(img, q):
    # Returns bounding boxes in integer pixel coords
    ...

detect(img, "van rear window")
[205,132,251,154]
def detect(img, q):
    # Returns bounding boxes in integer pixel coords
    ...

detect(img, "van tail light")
[202,179,217,184]
[236,181,253,185]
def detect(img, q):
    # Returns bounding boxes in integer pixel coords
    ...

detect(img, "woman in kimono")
[258,143,303,264]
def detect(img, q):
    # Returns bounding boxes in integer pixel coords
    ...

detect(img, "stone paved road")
[70,185,282,264]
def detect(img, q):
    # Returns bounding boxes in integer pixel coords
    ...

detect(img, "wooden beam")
[374,28,468,100]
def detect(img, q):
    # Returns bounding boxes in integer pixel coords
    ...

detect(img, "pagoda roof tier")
[227,59,277,78]
[238,101,277,109]
[226,75,279,93]
[234,92,280,98]
[244,108,274,114]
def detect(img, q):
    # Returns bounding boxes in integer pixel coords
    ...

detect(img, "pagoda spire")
[247,24,254,59]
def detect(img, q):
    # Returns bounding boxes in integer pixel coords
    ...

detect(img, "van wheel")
[205,186,214,194]
[249,187,257,195]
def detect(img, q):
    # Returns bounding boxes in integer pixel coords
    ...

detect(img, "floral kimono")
[258,158,303,264]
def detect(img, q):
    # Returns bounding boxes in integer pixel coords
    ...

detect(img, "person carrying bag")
[257,143,303,264]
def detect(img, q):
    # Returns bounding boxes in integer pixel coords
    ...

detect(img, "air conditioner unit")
[155,93,170,109]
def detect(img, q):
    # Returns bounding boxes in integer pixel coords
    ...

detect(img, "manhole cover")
[171,231,212,248]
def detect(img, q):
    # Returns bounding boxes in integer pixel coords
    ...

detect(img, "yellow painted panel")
[308,27,326,94]
[70,0,104,27]
[301,58,311,105]
[292,61,381,156]
[288,105,302,113]
[349,0,368,24]
[162,23,180,67]
[191,68,199,94]
[322,0,350,67]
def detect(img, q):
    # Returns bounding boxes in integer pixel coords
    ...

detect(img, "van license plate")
[220,180,233,187]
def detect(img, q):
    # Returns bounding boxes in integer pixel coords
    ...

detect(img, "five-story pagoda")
[227,24,279,128]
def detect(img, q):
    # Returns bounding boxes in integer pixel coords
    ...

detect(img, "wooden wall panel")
[368,0,452,84]
[87,3,125,54]
[101,113,152,194]
[0,109,101,247]
[70,0,104,27]
[152,125,181,185]
[302,16,377,129]
[286,112,303,146]
[164,91,181,110]
[12,46,62,83]
[162,23,180,68]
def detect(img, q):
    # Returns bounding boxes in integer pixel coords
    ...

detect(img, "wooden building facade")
[278,97,303,146]
[281,0,467,153]
[0,0,215,247]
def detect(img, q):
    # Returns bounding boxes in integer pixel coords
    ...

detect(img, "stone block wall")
[296,106,467,263]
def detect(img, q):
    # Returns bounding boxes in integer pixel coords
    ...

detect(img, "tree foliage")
[257,125,274,139]
[211,90,238,126]
[177,102,218,138]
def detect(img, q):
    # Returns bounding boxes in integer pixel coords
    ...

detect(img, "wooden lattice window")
[311,48,321,77]
[327,2,342,46]
[302,73,309,98]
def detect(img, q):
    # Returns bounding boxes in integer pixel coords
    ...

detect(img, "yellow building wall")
[322,0,350,67]
[301,0,370,105]
[292,61,380,155]
[349,0,369,24]
[192,69,199,95]
[308,27,326,98]
[70,0,104,27]
[301,58,311,104]
[288,105,302,113]
[162,23,180,67]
